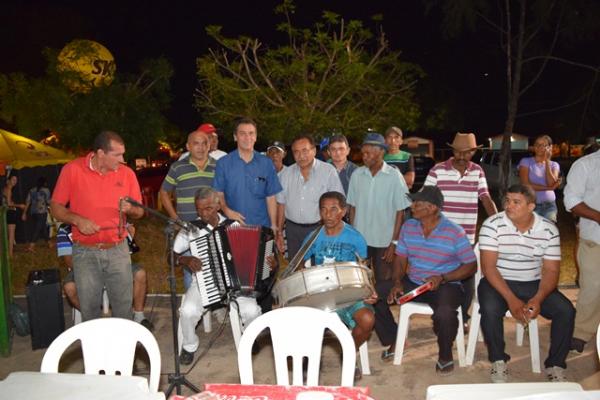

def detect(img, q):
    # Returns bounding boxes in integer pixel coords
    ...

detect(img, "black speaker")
[26,269,65,350]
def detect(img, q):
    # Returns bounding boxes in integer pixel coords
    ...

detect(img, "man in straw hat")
[424,132,498,329]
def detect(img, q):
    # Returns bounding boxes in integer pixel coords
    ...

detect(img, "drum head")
[278,262,373,311]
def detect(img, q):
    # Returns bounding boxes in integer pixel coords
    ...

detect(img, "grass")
[8,206,579,296]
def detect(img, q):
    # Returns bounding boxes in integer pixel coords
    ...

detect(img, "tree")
[0,51,174,158]
[194,0,425,143]
[429,0,600,195]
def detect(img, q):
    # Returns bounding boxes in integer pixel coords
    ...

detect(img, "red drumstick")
[396,281,434,304]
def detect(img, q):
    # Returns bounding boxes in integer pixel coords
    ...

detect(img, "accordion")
[189,223,275,306]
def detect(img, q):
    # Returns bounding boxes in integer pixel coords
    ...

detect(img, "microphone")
[122,196,198,233]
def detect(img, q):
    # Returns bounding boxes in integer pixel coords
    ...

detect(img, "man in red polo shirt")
[50,131,144,321]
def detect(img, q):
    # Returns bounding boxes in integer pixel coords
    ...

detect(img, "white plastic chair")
[237,306,357,386]
[465,244,541,373]
[596,322,600,362]
[393,301,466,366]
[229,303,370,375]
[40,317,162,393]
[72,288,111,325]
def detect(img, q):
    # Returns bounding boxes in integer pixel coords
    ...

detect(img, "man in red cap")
[198,123,227,160]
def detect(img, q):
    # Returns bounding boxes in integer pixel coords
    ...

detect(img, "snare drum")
[274,262,373,312]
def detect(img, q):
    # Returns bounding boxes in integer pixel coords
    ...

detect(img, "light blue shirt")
[347,162,411,247]
[276,159,344,224]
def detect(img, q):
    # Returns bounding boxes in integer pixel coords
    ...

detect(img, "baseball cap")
[408,185,444,208]
[197,123,217,134]
[267,140,286,153]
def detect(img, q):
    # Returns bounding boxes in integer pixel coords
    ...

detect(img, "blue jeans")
[478,277,574,368]
[73,241,133,321]
[534,201,557,222]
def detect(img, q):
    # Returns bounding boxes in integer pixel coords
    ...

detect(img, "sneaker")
[140,319,154,331]
[545,366,567,382]
[570,337,585,353]
[179,349,195,365]
[490,360,508,383]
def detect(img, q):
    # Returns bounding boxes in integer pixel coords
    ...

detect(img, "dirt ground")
[1,288,599,399]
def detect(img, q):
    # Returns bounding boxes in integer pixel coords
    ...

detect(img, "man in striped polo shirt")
[424,132,498,327]
[160,128,216,288]
[478,184,574,383]
[374,186,476,374]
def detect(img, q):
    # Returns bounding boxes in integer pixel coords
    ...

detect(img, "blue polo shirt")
[213,149,282,227]
[396,215,475,284]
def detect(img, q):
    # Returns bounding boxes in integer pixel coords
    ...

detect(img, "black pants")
[368,246,393,283]
[284,220,319,261]
[29,213,48,243]
[374,276,464,361]
[478,278,575,368]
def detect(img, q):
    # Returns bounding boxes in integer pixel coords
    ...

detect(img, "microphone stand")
[123,197,200,395]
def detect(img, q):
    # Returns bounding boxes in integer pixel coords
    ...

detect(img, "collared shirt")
[479,211,561,281]
[276,159,344,224]
[213,150,282,227]
[347,162,411,247]
[161,156,216,222]
[396,215,475,285]
[329,160,358,194]
[209,149,227,160]
[564,150,600,243]
[303,223,367,265]
[424,159,491,245]
[52,152,142,244]
[173,214,227,254]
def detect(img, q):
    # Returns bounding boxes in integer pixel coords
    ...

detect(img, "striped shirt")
[396,215,476,285]
[478,211,561,282]
[161,157,216,222]
[424,159,491,244]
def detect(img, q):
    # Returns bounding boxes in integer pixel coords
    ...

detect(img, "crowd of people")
[4,117,599,385]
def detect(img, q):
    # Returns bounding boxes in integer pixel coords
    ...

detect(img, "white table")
[426,382,584,400]
[0,371,166,400]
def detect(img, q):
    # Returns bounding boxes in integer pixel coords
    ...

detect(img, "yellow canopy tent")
[0,129,73,170]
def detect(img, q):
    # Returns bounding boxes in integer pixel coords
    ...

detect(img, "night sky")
[1,0,597,143]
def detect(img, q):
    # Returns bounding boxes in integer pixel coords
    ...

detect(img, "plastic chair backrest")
[238,306,356,387]
[40,318,161,393]
[597,323,600,362]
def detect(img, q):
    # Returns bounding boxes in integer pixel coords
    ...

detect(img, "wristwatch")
[440,274,448,284]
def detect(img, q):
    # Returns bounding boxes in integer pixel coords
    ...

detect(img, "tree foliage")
[195,0,425,142]
[428,0,600,194]
[0,51,174,158]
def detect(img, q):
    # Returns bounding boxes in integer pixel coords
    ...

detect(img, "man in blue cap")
[347,133,411,284]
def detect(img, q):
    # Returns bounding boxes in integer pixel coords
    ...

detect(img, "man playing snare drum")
[302,191,378,380]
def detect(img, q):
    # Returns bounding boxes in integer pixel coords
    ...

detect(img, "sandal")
[435,360,454,375]
[380,348,395,362]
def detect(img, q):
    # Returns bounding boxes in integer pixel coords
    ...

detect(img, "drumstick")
[395,281,434,305]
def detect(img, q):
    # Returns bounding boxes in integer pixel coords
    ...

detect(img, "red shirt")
[52,152,142,244]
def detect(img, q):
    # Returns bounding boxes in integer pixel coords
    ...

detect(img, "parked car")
[412,155,435,192]
[477,149,530,193]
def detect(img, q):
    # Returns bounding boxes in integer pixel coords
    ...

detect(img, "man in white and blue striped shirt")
[478,184,574,383]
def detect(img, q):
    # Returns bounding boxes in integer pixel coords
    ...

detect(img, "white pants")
[179,277,262,352]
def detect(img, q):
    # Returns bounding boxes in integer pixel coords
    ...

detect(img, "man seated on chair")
[174,186,276,365]
[373,185,476,375]
[57,223,153,330]
[302,191,378,380]
[478,183,574,383]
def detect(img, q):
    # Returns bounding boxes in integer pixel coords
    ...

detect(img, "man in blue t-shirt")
[302,191,377,379]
